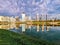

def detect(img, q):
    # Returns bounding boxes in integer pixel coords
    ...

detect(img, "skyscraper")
[36,13,39,21]
[21,12,26,22]
[29,16,31,21]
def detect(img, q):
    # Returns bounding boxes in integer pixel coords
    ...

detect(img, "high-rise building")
[21,12,26,22]
[29,16,31,21]
[36,13,39,21]
[25,16,28,21]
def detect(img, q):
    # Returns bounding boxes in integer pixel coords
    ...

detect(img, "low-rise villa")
[0,16,16,25]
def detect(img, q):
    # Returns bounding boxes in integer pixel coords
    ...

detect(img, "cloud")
[47,0,60,14]
[0,0,60,18]
[0,0,20,15]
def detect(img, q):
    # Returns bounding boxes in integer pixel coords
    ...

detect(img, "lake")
[0,24,60,43]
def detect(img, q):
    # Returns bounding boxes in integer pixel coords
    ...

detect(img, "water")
[0,24,60,42]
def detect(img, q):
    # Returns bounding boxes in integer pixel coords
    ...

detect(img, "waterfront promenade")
[0,20,60,26]
[15,20,60,26]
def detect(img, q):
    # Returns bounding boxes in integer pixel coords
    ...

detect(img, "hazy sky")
[0,0,60,18]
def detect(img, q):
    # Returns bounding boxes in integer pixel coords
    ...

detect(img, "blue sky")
[0,0,60,19]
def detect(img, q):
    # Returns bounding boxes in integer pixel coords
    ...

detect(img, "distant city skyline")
[0,0,60,19]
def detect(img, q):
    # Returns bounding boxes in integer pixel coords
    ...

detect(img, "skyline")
[0,0,60,19]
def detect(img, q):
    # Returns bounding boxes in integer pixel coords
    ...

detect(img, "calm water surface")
[0,24,60,42]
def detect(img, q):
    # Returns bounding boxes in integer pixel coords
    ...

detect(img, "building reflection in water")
[0,24,50,33]
[0,24,16,30]
[42,23,44,31]
[46,26,50,31]
[37,24,40,32]
[26,25,32,29]
[21,24,26,32]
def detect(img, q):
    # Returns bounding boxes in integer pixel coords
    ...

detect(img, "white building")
[21,12,26,22]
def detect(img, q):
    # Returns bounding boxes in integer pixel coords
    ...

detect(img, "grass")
[0,29,56,45]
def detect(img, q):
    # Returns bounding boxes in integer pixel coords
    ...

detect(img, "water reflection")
[22,24,26,32]
[37,24,40,32]
[0,24,60,43]
[0,24,60,33]
[0,24,16,29]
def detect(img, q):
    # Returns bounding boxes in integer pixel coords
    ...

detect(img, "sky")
[0,0,60,19]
